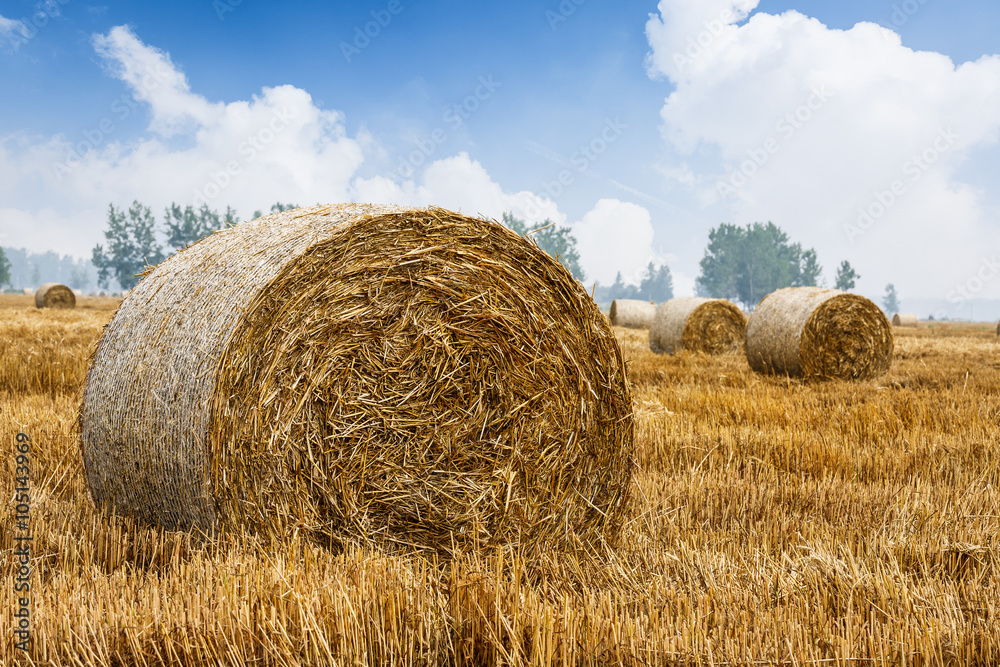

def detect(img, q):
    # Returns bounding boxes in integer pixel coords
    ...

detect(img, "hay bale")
[609,299,655,329]
[649,297,746,355]
[35,283,76,309]
[21,288,34,296]
[746,287,892,380]
[892,313,918,327]
[80,204,634,553]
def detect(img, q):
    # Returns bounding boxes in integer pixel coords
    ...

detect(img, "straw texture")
[649,297,746,355]
[80,204,634,554]
[892,313,918,327]
[746,287,893,380]
[609,299,655,329]
[35,283,75,309]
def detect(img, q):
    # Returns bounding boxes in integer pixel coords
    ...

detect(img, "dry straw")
[649,297,746,355]
[80,204,634,554]
[35,282,76,309]
[746,287,893,380]
[892,313,918,327]
[609,299,655,329]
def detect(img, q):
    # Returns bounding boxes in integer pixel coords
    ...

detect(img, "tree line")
[2,203,894,313]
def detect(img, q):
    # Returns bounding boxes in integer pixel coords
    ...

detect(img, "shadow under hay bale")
[35,283,76,309]
[746,287,893,381]
[649,297,746,355]
[80,204,634,554]
[892,313,918,327]
[609,299,655,329]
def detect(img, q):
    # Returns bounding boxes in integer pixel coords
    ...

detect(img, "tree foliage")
[164,204,237,250]
[834,260,860,291]
[0,248,11,288]
[502,213,585,281]
[696,222,822,309]
[883,283,899,315]
[92,201,165,290]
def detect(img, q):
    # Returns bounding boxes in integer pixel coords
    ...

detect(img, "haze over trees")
[696,222,822,310]
[835,260,859,291]
[883,283,900,315]
[0,248,10,288]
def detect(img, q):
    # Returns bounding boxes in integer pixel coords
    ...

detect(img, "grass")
[2,293,999,665]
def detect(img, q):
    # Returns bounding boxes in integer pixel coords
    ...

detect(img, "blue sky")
[2,0,1000,310]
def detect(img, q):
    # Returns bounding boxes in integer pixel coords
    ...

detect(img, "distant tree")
[223,205,239,227]
[31,264,40,286]
[69,261,90,291]
[163,204,217,251]
[637,262,674,302]
[92,201,165,290]
[882,283,900,315]
[696,222,822,309]
[270,202,299,213]
[502,212,585,281]
[834,260,859,291]
[0,248,10,288]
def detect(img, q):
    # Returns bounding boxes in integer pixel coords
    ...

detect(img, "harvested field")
[2,294,999,665]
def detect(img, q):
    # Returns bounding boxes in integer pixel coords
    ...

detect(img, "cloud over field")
[646,0,1000,299]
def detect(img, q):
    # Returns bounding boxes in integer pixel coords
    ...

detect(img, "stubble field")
[2,293,999,665]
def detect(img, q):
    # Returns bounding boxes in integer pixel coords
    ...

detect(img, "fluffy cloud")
[0,25,658,292]
[572,199,657,286]
[646,0,1000,299]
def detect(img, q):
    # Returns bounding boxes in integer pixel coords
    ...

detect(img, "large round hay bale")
[649,297,746,355]
[80,204,633,553]
[609,299,655,328]
[892,313,918,327]
[746,287,893,380]
[35,283,76,309]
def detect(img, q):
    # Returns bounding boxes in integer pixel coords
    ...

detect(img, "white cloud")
[0,24,659,295]
[0,14,28,50]
[646,0,1000,299]
[352,152,564,224]
[572,199,657,286]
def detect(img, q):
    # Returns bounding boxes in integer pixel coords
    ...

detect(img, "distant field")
[2,296,999,665]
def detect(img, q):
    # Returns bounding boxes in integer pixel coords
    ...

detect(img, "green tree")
[0,248,11,288]
[92,201,165,290]
[637,262,674,302]
[253,202,300,219]
[31,264,40,286]
[696,222,822,309]
[502,213,585,281]
[834,260,860,291]
[883,283,899,315]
